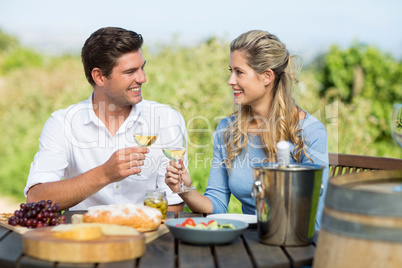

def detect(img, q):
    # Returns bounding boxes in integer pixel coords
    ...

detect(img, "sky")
[0,0,401,62]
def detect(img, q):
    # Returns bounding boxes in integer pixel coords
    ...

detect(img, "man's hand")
[102,146,149,183]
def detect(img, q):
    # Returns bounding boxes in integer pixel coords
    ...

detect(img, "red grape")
[8,200,65,229]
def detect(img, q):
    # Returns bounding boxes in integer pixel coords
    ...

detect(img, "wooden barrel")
[313,170,402,268]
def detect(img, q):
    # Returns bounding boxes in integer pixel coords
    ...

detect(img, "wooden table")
[0,211,316,268]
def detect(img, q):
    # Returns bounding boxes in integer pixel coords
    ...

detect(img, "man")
[24,27,185,214]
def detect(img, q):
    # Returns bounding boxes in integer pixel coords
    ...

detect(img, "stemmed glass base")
[171,158,194,194]
[172,185,195,194]
[127,174,148,181]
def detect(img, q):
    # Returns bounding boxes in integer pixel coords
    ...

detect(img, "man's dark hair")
[81,27,143,85]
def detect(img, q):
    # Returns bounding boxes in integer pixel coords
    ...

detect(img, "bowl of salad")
[164,217,248,245]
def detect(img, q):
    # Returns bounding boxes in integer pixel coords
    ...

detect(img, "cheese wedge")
[52,224,102,241]
[52,222,140,241]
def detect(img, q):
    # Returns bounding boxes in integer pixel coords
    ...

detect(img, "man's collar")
[84,91,145,130]
[83,92,95,125]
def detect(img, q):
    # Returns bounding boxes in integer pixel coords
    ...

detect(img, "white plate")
[206,213,257,224]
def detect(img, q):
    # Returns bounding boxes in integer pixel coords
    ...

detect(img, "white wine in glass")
[130,111,160,180]
[134,135,158,148]
[162,147,186,161]
[160,125,194,193]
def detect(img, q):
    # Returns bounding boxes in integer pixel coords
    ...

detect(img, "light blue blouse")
[204,111,329,230]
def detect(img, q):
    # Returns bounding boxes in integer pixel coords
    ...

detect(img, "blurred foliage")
[1,47,44,74]
[318,43,402,142]
[0,29,44,74]
[0,30,400,211]
[0,29,18,51]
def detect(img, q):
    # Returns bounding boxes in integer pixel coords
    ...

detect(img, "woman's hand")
[164,159,213,213]
[165,159,192,193]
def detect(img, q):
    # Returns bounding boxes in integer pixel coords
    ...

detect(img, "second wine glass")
[391,103,402,193]
[391,103,402,148]
[160,124,194,193]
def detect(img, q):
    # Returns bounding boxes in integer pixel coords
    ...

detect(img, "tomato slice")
[183,218,196,227]
[199,222,207,226]
[207,220,216,226]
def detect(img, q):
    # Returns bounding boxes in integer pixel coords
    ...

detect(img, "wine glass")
[160,124,194,193]
[391,103,402,193]
[391,103,402,148]
[130,111,160,180]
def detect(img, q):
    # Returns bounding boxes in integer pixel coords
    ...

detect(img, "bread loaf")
[82,204,162,232]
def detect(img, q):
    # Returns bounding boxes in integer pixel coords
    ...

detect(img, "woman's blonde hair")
[223,30,311,172]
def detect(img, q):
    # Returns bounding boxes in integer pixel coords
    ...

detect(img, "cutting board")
[22,227,146,263]
[1,215,169,262]
[145,223,169,243]
[0,220,28,234]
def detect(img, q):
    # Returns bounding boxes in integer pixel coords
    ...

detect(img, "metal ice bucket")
[252,162,324,246]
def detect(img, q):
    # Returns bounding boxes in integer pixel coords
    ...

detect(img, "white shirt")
[25,94,185,210]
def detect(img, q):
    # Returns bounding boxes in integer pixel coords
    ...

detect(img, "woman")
[165,30,329,230]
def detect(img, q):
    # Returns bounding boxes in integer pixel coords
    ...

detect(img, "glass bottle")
[143,191,168,219]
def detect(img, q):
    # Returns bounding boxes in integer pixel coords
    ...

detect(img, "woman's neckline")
[247,111,309,137]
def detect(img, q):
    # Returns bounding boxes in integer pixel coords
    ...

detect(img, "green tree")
[318,43,402,141]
